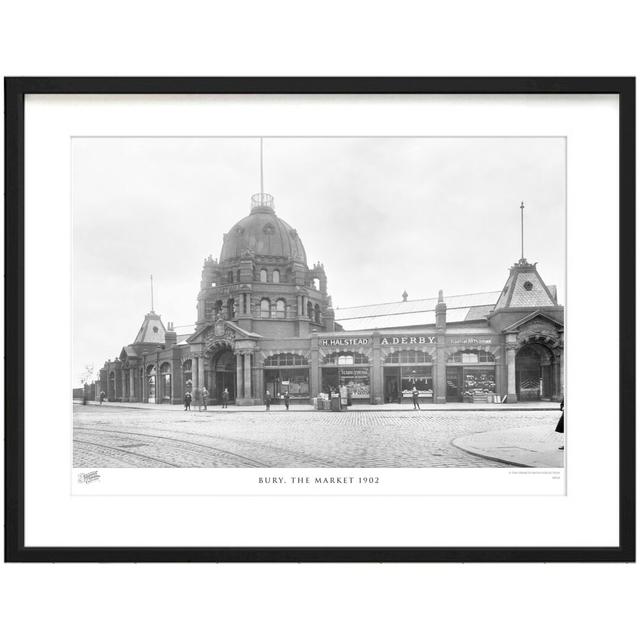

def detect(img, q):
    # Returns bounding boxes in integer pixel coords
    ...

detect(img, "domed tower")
[196,190,332,338]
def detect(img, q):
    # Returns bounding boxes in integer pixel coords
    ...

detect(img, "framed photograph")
[5,77,635,562]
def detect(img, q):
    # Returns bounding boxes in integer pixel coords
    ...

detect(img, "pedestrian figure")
[265,389,271,411]
[222,387,229,409]
[194,387,202,411]
[284,390,290,410]
[412,385,421,410]
[201,387,209,411]
[99,390,105,405]
[184,391,192,411]
[556,397,564,449]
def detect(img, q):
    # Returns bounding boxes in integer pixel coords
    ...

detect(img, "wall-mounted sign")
[446,337,495,345]
[320,337,370,347]
[380,336,436,345]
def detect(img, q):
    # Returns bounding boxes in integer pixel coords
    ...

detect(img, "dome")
[220,195,307,264]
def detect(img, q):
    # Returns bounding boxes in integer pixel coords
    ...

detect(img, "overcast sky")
[72,137,565,384]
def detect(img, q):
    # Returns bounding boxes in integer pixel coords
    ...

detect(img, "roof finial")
[150,274,154,312]
[402,290,408,302]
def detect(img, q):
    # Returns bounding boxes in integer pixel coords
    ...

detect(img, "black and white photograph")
[72,136,566,473]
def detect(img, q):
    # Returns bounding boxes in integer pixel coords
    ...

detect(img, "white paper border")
[24,93,619,547]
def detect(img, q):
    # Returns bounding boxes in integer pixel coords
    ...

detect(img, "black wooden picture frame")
[4,77,635,562]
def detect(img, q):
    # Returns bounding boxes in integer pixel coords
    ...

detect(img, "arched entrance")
[211,347,236,404]
[515,343,555,401]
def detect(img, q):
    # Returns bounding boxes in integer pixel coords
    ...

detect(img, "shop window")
[265,368,310,399]
[275,298,286,319]
[264,353,308,367]
[260,298,271,318]
[260,269,268,283]
[447,349,495,363]
[323,351,369,365]
[385,350,432,364]
[272,270,280,284]
[182,359,192,391]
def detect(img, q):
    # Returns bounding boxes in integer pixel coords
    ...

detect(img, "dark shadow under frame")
[4,77,635,562]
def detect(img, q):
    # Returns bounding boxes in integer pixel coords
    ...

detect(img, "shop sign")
[339,368,369,378]
[446,337,495,345]
[320,337,370,347]
[380,336,436,345]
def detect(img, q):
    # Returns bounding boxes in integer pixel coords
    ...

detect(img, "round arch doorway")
[515,342,557,401]
[210,348,236,405]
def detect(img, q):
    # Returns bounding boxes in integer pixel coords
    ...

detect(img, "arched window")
[264,353,309,367]
[236,269,241,283]
[323,352,369,365]
[447,349,495,364]
[307,301,313,319]
[227,298,235,319]
[227,270,233,283]
[215,300,223,318]
[260,298,271,318]
[385,350,433,364]
[275,298,286,319]
[272,269,280,284]
[260,269,268,283]
[314,303,321,324]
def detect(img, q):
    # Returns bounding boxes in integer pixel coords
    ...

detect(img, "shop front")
[383,350,433,404]
[321,351,370,403]
[446,349,496,402]
[263,353,310,404]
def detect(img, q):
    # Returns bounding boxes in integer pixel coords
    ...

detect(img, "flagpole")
[520,201,525,260]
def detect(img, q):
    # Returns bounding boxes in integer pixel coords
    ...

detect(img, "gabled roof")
[334,291,500,331]
[187,319,262,343]
[503,310,564,333]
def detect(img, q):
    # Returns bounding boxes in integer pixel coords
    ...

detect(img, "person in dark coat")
[265,389,272,411]
[283,391,290,410]
[556,398,564,449]
[99,390,106,405]
[411,386,421,410]
[184,391,192,411]
[222,388,229,409]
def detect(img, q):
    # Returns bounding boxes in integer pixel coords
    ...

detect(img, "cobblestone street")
[73,404,561,468]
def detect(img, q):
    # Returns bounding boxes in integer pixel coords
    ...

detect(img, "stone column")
[506,346,517,403]
[243,352,252,399]
[371,332,383,404]
[433,336,447,404]
[198,356,205,394]
[236,353,243,400]
[310,332,320,398]
[129,369,135,401]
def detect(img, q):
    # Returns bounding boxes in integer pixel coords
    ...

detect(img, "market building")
[97,190,564,406]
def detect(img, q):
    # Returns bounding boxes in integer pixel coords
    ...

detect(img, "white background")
[1,1,638,639]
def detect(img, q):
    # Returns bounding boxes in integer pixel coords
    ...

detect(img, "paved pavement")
[73,404,564,469]
[453,425,564,467]
[80,399,560,412]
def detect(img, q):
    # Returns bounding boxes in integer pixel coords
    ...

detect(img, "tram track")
[74,426,270,468]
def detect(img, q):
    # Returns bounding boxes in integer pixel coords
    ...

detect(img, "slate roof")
[334,291,501,331]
